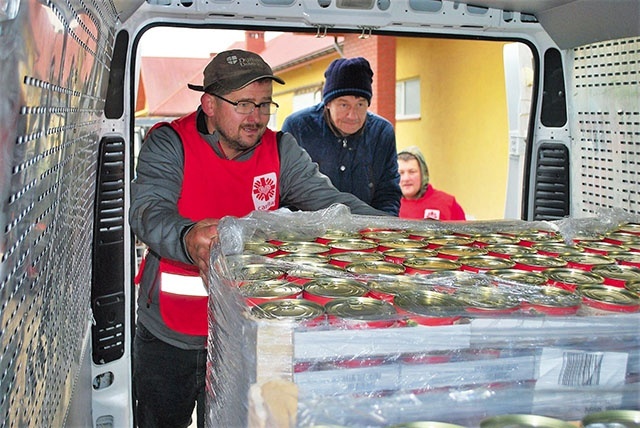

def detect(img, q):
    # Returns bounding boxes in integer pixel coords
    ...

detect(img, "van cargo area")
[0,0,638,427]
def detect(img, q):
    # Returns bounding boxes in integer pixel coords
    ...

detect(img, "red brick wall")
[343,34,396,125]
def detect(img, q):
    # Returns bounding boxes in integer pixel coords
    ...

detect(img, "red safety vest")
[152,112,280,335]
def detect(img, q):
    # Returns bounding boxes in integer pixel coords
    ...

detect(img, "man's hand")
[184,218,219,278]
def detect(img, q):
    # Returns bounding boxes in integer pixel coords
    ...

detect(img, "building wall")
[395,37,511,220]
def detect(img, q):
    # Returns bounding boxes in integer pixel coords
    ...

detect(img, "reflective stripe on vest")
[160,272,207,297]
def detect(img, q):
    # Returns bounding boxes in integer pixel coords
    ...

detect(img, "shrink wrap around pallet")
[206,205,640,428]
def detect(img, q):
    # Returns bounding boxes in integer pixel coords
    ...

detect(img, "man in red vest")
[129,49,388,428]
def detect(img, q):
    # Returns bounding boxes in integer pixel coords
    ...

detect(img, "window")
[292,88,322,113]
[396,78,420,119]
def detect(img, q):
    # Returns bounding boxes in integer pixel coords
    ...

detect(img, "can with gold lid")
[329,250,384,268]
[233,263,287,283]
[544,267,605,292]
[367,276,421,302]
[406,229,443,241]
[582,409,640,428]
[424,235,474,249]
[457,255,516,273]
[250,298,325,326]
[346,260,407,276]
[479,414,575,428]
[243,241,280,257]
[327,238,379,254]
[315,229,361,244]
[240,279,302,306]
[511,253,568,272]
[360,228,409,241]
[486,268,548,286]
[485,243,537,259]
[285,263,345,285]
[591,263,640,287]
[278,241,330,255]
[325,296,399,328]
[303,277,369,305]
[515,230,564,247]
[626,279,640,295]
[560,252,616,271]
[383,247,437,264]
[520,285,581,316]
[472,232,519,247]
[437,245,488,260]
[611,251,640,268]
[403,257,461,275]
[615,222,640,235]
[579,240,630,255]
[274,253,330,265]
[604,230,640,245]
[533,242,585,257]
[578,285,640,315]
[394,289,465,326]
[456,286,520,316]
[377,238,428,252]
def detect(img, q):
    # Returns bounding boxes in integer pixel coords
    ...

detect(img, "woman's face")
[398,158,422,199]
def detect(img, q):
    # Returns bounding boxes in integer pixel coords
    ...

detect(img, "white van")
[0,1,638,427]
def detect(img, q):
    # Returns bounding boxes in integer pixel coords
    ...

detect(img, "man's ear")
[201,93,215,116]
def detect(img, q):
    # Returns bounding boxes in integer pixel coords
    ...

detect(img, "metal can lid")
[485,244,537,256]
[240,279,302,298]
[328,238,378,251]
[236,264,287,281]
[378,238,428,249]
[560,252,616,266]
[592,264,640,282]
[325,296,397,320]
[472,233,519,245]
[318,229,361,241]
[612,251,640,265]
[606,231,640,244]
[367,277,419,296]
[278,241,329,254]
[426,235,474,246]
[525,285,582,308]
[517,230,564,243]
[626,279,640,294]
[480,414,575,428]
[615,222,640,235]
[304,277,369,298]
[403,257,461,271]
[243,241,279,256]
[251,298,324,320]
[394,289,465,316]
[330,251,384,264]
[274,253,330,264]
[544,267,605,286]
[437,245,488,258]
[579,285,640,308]
[532,242,585,255]
[485,268,548,286]
[383,248,437,259]
[360,229,409,240]
[286,264,344,280]
[582,409,640,427]
[579,240,630,253]
[346,260,406,275]
[455,287,520,310]
[457,255,516,270]
[512,254,568,268]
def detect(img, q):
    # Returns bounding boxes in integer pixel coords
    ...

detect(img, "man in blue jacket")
[282,57,401,215]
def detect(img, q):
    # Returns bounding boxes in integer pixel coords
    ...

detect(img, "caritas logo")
[252,172,277,210]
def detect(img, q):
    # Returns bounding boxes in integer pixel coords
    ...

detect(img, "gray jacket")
[129,109,388,349]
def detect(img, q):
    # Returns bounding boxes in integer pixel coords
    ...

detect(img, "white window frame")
[396,78,421,120]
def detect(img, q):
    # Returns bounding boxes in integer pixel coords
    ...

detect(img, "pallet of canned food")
[205,204,640,428]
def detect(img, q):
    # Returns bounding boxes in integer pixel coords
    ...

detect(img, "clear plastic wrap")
[206,205,640,428]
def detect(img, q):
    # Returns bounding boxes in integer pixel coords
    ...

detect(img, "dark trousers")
[133,322,207,428]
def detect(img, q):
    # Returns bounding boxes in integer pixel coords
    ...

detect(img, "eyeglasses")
[210,93,279,115]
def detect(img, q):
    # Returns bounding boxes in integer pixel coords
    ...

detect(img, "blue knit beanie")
[322,57,373,105]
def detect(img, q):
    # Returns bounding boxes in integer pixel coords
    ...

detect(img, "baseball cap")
[187,49,285,94]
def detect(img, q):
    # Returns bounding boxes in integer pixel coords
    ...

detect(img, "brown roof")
[137,32,341,118]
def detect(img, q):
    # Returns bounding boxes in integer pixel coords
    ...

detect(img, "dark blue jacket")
[282,103,401,215]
